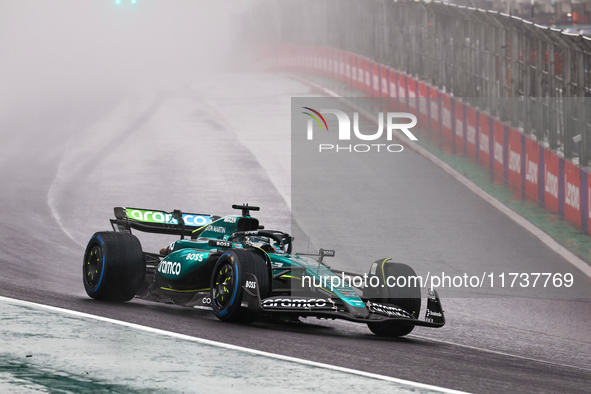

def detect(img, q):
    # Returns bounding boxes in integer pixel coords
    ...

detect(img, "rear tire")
[366,259,421,337]
[83,231,145,302]
[210,249,270,323]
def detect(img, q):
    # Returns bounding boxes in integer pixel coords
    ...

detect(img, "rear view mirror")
[320,249,335,257]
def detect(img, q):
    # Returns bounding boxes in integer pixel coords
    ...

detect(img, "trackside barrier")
[507,127,523,192]
[346,53,353,86]
[272,44,591,236]
[544,150,561,215]
[478,113,491,171]
[398,73,407,112]
[492,120,505,184]
[441,95,452,142]
[454,100,465,156]
[407,78,417,116]
[364,58,372,96]
[380,66,388,98]
[352,54,360,90]
[388,68,398,111]
[417,82,428,130]
[524,136,542,203]
[564,160,582,229]
[371,62,380,98]
[429,88,440,138]
[466,106,477,160]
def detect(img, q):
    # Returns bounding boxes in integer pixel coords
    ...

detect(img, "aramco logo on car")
[302,107,417,153]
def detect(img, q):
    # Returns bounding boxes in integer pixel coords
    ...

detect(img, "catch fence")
[269,0,591,165]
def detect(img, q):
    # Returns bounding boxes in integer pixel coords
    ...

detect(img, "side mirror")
[319,249,335,257]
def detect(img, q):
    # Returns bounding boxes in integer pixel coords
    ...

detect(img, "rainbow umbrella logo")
[302,107,329,133]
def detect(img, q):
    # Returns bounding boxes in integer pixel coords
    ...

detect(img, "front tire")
[83,231,145,302]
[210,249,270,323]
[366,259,421,337]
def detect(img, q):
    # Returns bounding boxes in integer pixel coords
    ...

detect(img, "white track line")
[411,334,591,374]
[0,296,467,394]
[47,192,86,249]
[291,75,591,279]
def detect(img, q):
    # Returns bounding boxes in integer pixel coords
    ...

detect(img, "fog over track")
[1,2,590,394]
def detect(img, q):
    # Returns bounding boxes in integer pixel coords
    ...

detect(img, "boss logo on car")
[158,260,181,276]
[186,253,204,262]
[245,280,257,289]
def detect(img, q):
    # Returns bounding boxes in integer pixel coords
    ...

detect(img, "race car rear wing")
[110,207,219,238]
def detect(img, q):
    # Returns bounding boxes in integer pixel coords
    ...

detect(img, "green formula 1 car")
[83,204,445,337]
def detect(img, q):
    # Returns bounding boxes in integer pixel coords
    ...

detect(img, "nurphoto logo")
[302,107,417,153]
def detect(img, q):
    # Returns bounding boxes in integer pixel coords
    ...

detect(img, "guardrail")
[259,42,591,236]
[253,0,591,165]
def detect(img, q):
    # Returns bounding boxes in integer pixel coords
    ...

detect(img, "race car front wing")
[238,273,445,328]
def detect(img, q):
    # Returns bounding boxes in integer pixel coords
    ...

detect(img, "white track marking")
[326,316,591,374]
[47,93,158,249]
[291,75,591,279]
[0,296,466,394]
[47,195,86,248]
[199,96,294,212]
[410,334,591,374]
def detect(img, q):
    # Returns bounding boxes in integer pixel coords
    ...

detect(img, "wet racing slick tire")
[210,249,270,323]
[83,231,146,302]
[366,259,421,337]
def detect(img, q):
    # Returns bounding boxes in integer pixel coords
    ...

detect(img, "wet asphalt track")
[1,73,590,393]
